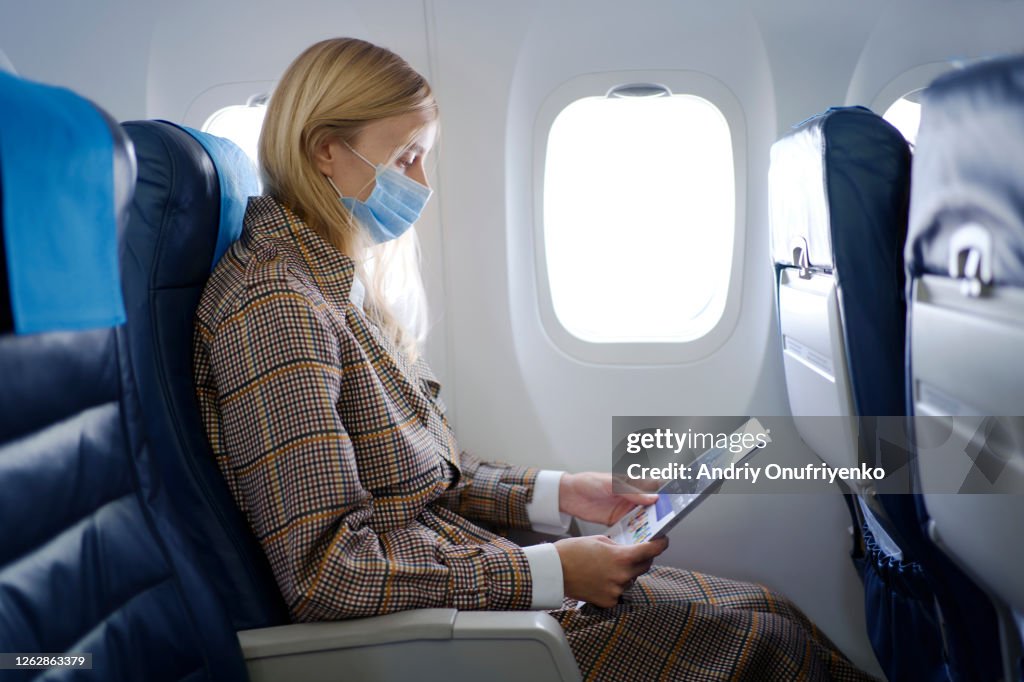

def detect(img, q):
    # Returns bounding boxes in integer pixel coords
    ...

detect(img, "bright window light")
[883,94,922,147]
[202,102,267,165]
[543,93,734,343]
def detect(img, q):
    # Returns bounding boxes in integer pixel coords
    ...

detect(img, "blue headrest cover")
[907,54,1024,288]
[166,123,259,269]
[0,72,127,334]
[770,106,912,416]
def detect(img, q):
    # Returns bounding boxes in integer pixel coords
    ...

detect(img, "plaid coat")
[194,196,536,621]
[195,196,876,681]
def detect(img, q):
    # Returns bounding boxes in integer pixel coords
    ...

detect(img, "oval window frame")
[532,70,747,364]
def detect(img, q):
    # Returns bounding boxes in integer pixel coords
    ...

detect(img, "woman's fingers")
[556,535,668,607]
[624,536,668,561]
[633,558,654,575]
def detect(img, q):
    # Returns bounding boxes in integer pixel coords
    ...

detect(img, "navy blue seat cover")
[907,56,1024,288]
[119,119,288,630]
[796,109,941,682]
[772,106,1001,681]
[0,75,248,680]
[0,163,10,335]
[903,55,1024,681]
[786,107,911,417]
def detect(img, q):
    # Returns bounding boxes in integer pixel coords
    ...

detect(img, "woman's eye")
[397,155,416,169]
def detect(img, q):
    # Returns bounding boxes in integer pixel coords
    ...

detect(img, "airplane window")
[882,92,922,147]
[543,93,734,343]
[201,98,267,165]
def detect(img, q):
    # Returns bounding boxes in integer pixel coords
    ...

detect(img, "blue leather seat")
[907,54,1024,681]
[0,73,248,681]
[119,119,288,631]
[769,105,1001,682]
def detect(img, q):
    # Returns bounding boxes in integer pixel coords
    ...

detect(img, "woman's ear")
[313,140,337,177]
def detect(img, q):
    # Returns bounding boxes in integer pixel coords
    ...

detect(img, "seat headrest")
[769,106,911,274]
[0,72,134,335]
[906,53,1024,289]
[121,121,257,290]
[167,122,259,270]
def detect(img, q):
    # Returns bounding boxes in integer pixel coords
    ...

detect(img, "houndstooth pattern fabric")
[194,196,537,620]
[195,195,876,680]
[550,566,877,681]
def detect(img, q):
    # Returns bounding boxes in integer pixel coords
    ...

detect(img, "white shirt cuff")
[525,470,572,535]
[522,543,565,609]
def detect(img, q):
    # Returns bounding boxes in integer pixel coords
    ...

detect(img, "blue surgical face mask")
[327,142,432,244]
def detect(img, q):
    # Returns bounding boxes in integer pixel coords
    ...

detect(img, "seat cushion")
[0,328,249,681]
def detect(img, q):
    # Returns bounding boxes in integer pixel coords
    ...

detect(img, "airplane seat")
[118,120,289,631]
[769,106,911,468]
[0,73,248,680]
[119,120,582,682]
[769,105,1002,682]
[906,53,1024,680]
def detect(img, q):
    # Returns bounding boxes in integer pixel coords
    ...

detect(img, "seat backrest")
[907,54,1024,671]
[119,120,289,630]
[769,105,1008,682]
[0,73,248,680]
[769,106,911,473]
[906,55,1024,421]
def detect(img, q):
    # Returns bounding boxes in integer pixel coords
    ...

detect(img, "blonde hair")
[258,37,437,359]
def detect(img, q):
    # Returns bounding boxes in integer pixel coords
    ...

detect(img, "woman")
[193,38,875,681]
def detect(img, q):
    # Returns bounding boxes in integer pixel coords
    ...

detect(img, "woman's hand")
[559,472,658,526]
[554,535,669,607]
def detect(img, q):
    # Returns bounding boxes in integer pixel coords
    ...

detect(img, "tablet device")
[606,417,770,545]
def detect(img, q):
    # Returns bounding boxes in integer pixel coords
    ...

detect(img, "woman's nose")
[409,163,430,190]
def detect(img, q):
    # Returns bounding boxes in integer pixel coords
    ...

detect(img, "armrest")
[452,610,581,681]
[238,608,457,657]
[238,609,581,682]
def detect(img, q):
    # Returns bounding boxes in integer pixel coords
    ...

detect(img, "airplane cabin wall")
[0,0,157,119]
[436,0,873,667]
[847,1,1024,109]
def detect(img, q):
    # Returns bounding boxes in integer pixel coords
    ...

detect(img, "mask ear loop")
[324,164,374,202]
[343,140,381,175]
[325,174,346,199]
[341,140,384,199]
